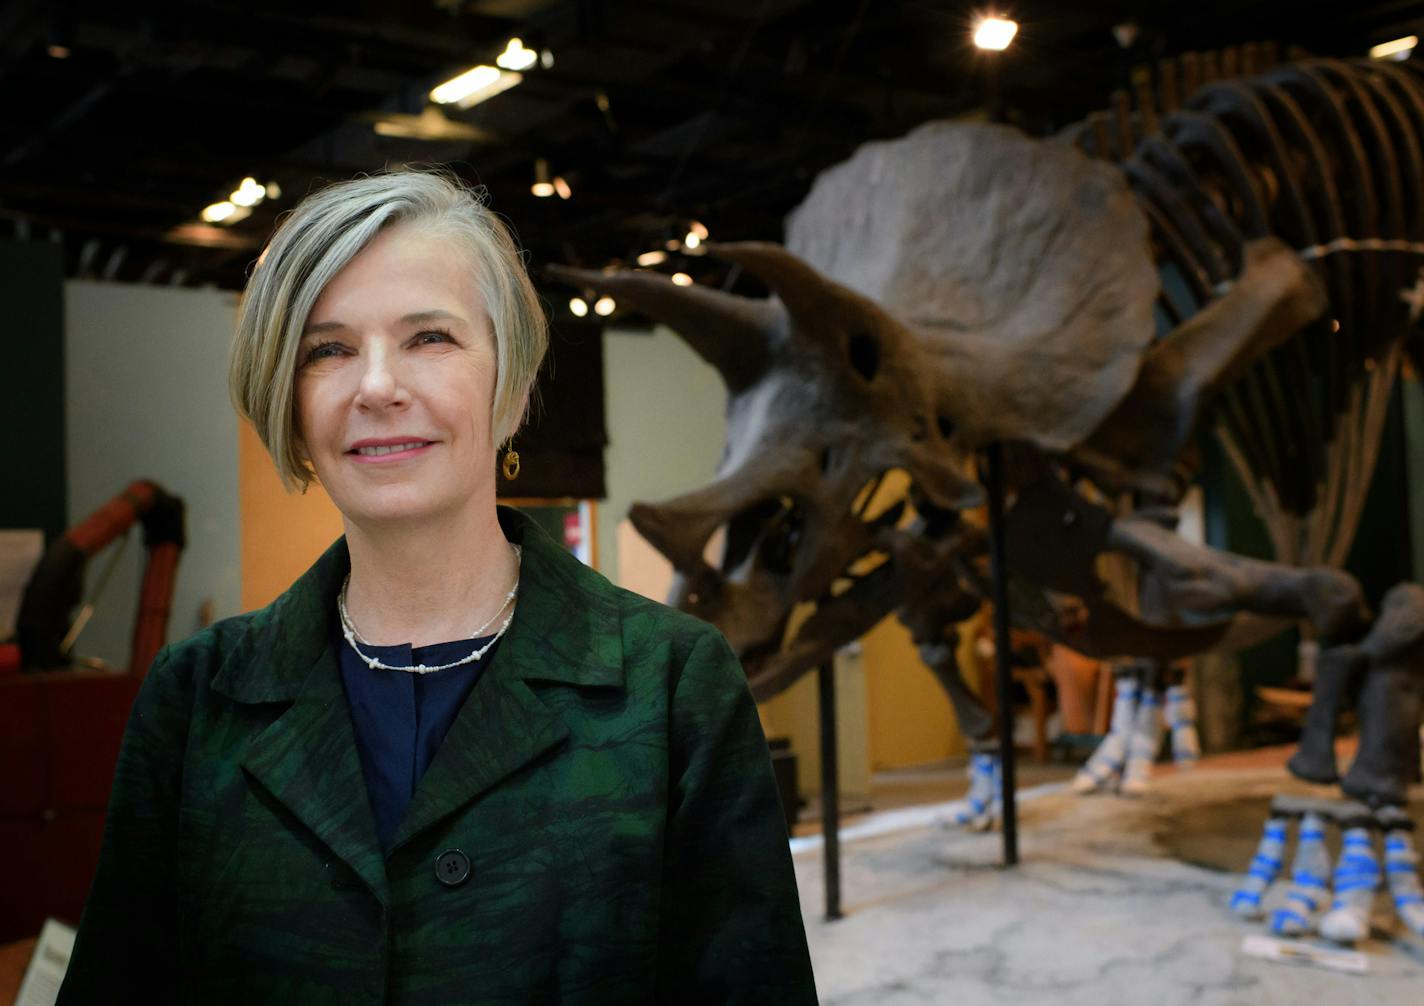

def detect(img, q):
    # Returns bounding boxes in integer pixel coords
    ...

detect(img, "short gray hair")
[230,168,548,492]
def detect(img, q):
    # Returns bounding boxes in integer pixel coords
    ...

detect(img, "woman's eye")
[414,329,454,346]
[301,341,344,365]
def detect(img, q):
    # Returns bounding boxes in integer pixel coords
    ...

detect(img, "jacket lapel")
[218,539,389,903]
[240,640,390,904]
[388,508,627,852]
[386,663,569,853]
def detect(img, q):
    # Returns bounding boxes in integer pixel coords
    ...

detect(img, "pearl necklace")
[338,545,521,674]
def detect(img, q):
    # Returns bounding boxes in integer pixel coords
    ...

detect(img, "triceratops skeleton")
[550,55,1424,812]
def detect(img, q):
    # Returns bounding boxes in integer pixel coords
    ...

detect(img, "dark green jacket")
[60,508,816,1004]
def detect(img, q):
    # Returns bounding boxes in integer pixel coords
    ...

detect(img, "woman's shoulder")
[144,604,275,696]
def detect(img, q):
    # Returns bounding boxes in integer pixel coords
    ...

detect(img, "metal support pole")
[985,442,1019,866]
[818,660,843,919]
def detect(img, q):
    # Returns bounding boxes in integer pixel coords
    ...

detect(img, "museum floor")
[793,746,1424,1005]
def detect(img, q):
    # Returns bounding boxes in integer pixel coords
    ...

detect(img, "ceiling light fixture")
[230,177,267,207]
[637,250,668,267]
[1370,35,1418,61]
[688,221,709,241]
[496,38,539,72]
[594,296,616,317]
[553,175,572,200]
[430,65,522,109]
[683,231,701,250]
[531,158,555,198]
[569,296,589,318]
[201,201,237,224]
[671,272,693,286]
[973,15,1018,51]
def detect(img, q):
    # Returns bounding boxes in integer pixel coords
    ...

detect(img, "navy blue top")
[338,633,501,850]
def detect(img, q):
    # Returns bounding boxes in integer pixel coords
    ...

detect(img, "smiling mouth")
[348,441,432,457]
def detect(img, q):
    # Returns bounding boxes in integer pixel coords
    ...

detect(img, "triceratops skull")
[549,242,981,688]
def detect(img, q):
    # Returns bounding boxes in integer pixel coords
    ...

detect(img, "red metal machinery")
[16,479,184,675]
[1,480,185,942]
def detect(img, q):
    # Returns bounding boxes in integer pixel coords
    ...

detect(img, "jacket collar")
[212,505,626,703]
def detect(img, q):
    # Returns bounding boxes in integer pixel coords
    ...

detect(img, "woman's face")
[294,223,499,528]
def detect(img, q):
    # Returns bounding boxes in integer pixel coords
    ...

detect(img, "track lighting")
[973,16,1018,51]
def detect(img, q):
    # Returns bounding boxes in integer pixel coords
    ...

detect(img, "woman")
[60,171,817,1004]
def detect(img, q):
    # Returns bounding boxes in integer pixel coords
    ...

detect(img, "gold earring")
[502,447,521,481]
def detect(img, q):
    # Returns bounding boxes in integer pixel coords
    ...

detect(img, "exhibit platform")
[793,745,1424,1005]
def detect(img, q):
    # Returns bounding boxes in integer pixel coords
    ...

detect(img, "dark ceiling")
[3,0,1424,301]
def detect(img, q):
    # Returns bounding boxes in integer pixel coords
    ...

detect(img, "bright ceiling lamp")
[569,296,589,317]
[1370,35,1418,61]
[496,38,538,72]
[430,64,522,109]
[200,201,250,225]
[594,296,616,317]
[201,201,236,223]
[671,272,693,286]
[230,177,267,207]
[637,250,668,267]
[973,15,1018,51]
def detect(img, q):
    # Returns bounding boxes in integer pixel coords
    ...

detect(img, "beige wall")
[238,421,344,611]
[598,325,727,585]
[64,281,242,664]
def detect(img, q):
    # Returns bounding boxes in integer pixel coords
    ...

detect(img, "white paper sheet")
[15,918,76,1006]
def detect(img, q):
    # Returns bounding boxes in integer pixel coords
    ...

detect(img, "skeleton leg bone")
[941,752,1002,831]
[1105,514,1369,639]
[1379,807,1424,939]
[1231,814,1290,920]
[1120,674,1165,797]
[1270,811,1332,937]
[1165,680,1200,767]
[1318,819,1381,944]
[1341,583,1424,807]
[1074,237,1327,499]
[1072,669,1140,793]
[919,638,1003,829]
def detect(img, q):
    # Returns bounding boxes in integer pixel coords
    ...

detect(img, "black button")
[435,849,471,887]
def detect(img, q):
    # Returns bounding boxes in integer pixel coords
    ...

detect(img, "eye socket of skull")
[846,331,880,381]
[720,498,787,573]
[757,498,804,576]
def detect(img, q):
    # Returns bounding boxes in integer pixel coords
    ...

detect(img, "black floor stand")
[985,442,1019,867]
[818,660,843,919]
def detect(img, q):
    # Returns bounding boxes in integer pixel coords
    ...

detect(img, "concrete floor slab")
[793,757,1424,1004]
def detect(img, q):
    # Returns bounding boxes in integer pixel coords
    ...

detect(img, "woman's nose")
[354,346,407,408]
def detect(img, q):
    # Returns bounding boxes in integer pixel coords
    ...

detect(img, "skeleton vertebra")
[551,56,1424,807]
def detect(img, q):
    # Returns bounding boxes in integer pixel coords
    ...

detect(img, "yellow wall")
[238,421,344,611]
[757,673,824,795]
[864,614,984,770]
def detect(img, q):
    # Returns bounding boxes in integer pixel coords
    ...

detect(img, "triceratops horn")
[704,241,844,327]
[545,263,781,391]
